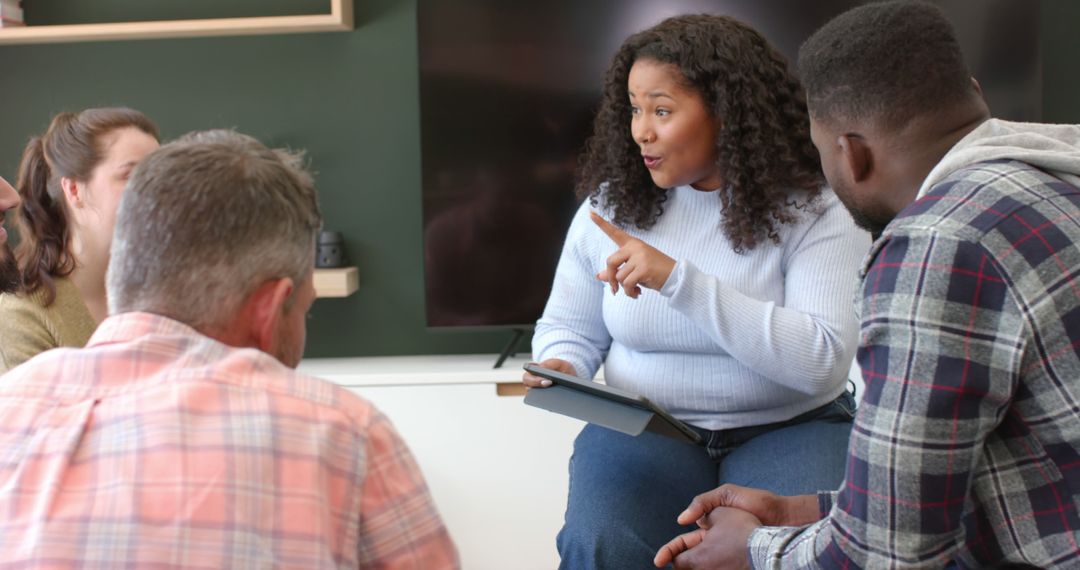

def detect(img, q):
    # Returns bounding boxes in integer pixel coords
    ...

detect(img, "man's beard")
[845,206,889,239]
[830,181,891,239]
[0,247,19,294]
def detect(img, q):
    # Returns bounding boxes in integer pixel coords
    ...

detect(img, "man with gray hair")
[0,130,459,569]
[0,176,19,293]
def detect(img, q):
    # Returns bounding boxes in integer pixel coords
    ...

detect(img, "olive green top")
[0,276,96,374]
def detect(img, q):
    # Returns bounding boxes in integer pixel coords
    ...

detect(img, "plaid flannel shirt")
[749,160,1080,568]
[0,312,459,569]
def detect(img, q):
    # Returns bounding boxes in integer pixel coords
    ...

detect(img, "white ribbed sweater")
[533,185,871,430]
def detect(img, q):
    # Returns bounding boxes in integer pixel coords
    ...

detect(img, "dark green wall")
[0,0,512,358]
[2,0,1078,358]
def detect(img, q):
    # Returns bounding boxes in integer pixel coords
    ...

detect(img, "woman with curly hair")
[522,14,870,568]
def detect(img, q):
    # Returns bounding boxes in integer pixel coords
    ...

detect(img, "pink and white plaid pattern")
[0,312,459,569]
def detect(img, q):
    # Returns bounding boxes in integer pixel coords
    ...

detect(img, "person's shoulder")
[778,187,861,244]
[579,183,625,222]
[0,287,49,319]
[899,160,1062,234]
[778,186,843,225]
[290,368,378,420]
[230,352,383,433]
[563,196,607,245]
[0,279,79,331]
[0,288,56,362]
[49,277,87,312]
[39,277,95,345]
[0,343,85,394]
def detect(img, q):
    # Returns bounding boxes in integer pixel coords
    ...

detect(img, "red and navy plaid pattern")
[750,159,1080,568]
[0,313,459,569]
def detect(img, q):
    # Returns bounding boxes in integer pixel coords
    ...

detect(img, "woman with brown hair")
[0,108,159,373]
[521,14,870,568]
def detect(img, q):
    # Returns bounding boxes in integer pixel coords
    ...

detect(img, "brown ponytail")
[13,107,158,305]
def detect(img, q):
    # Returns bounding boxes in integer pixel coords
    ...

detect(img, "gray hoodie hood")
[917,119,1080,199]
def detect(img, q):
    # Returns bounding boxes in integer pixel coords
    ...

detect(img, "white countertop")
[298,354,535,387]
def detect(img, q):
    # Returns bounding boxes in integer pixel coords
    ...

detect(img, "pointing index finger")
[590,211,631,246]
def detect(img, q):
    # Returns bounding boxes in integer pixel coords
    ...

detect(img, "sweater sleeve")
[531,202,612,379]
[0,294,58,374]
[661,196,869,395]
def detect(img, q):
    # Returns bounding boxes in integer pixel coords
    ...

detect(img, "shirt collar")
[88,312,208,348]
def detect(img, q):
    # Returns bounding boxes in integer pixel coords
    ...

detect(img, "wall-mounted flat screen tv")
[418,0,1041,328]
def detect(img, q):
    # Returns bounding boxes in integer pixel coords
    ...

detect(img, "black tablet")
[523,364,702,445]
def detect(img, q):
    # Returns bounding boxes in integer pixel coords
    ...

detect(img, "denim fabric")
[556,392,856,570]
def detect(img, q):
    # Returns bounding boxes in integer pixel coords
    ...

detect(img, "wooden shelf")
[314,266,358,298]
[0,0,353,45]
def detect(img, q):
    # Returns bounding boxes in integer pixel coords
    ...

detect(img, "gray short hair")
[107,129,322,329]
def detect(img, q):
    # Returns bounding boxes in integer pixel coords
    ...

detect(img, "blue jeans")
[556,392,857,570]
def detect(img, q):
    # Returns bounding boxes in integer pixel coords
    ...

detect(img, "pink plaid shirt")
[0,312,459,569]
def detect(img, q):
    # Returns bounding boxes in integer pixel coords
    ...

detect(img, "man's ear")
[837,134,873,183]
[971,76,983,97]
[244,277,295,355]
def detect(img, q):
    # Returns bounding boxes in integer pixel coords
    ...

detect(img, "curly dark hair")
[577,14,823,252]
